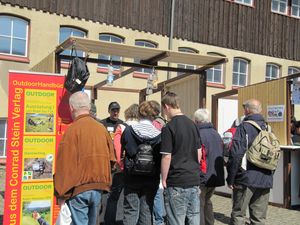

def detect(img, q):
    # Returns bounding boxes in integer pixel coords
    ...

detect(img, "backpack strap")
[244,120,262,131]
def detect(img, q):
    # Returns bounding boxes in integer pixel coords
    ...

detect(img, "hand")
[57,198,65,207]
[32,211,41,220]
[228,184,234,189]
[162,180,167,189]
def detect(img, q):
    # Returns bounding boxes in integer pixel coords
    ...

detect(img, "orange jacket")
[54,114,116,199]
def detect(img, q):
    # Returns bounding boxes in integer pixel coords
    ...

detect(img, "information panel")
[4,71,71,225]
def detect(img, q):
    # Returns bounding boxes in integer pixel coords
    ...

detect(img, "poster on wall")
[267,105,285,122]
[291,80,300,104]
[4,71,72,225]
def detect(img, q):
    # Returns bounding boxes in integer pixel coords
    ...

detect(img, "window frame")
[271,0,300,18]
[265,63,281,81]
[59,26,87,62]
[206,64,224,84]
[232,58,249,87]
[227,0,254,7]
[0,14,30,62]
[288,66,300,75]
[177,47,198,76]
[291,0,300,18]
[133,40,158,75]
[206,52,225,86]
[0,118,7,158]
[98,33,124,71]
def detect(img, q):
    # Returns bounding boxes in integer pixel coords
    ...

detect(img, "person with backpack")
[121,101,162,225]
[194,108,224,225]
[227,99,275,225]
[104,104,139,224]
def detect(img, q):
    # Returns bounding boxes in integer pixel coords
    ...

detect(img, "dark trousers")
[230,185,270,225]
[104,172,124,225]
[123,185,158,225]
[200,187,215,225]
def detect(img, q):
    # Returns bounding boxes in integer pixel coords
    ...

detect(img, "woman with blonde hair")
[121,101,162,225]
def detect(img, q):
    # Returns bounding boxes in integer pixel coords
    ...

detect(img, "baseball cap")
[108,101,120,111]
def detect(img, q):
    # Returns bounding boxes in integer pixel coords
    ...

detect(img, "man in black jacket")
[227,99,273,225]
[194,108,224,225]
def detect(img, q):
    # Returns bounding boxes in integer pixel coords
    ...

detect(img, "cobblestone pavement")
[0,164,299,225]
[212,194,300,225]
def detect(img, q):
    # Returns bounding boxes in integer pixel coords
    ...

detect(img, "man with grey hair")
[227,99,273,225]
[54,91,116,225]
[194,108,224,225]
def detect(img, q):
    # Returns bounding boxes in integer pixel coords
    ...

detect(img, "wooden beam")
[121,67,138,76]
[59,55,206,75]
[98,87,140,93]
[120,52,169,77]
[199,71,207,108]
[141,51,170,65]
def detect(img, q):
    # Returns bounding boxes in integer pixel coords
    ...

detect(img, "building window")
[135,40,157,74]
[233,0,254,6]
[272,0,288,14]
[0,15,29,57]
[206,52,225,84]
[271,0,300,17]
[207,64,223,84]
[233,58,249,87]
[99,34,124,70]
[0,119,7,158]
[266,63,280,81]
[292,0,300,17]
[288,66,300,75]
[177,47,198,76]
[59,26,86,58]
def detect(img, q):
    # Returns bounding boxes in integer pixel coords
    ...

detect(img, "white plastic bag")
[56,203,72,225]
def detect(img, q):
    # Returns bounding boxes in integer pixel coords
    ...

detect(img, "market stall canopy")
[56,37,226,67]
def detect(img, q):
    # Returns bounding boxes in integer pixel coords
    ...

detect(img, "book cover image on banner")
[21,182,53,225]
[22,136,55,181]
[24,89,56,134]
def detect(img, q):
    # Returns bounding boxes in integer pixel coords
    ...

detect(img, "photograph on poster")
[23,157,53,180]
[25,113,54,132]
[22,200,51,225]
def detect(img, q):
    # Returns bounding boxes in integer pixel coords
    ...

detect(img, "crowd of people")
[53,91,274,225]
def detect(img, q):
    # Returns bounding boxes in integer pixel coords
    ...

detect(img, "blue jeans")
[153,188,165,225]
[164,186,200,225]
[123,185,158,225]
[66,190,102,225]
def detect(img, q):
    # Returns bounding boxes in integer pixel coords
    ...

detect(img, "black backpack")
[125,141,156,176]
[64,47,90,93]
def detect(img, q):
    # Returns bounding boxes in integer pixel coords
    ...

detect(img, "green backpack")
[245,120,281,171]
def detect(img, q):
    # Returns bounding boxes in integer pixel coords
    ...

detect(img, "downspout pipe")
[167,0,175,80]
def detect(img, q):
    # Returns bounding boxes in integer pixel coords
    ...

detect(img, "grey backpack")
[245,120,281,171]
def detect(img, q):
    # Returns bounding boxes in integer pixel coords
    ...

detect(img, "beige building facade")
[1,3,300,157]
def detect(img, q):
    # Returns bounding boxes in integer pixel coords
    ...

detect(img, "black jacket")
[121,123,161,188]
[226,114,274,188]
[197,122,225,187]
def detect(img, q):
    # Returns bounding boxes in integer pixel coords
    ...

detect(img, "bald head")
[69,91,91,117]
[243,99,262,115]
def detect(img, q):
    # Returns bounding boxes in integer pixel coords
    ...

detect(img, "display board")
[4,71,71,225]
